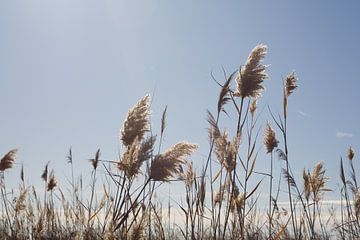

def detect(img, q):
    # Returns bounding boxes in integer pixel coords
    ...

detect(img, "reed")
[0,45,357,240]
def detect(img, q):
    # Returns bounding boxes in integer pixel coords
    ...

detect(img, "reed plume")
[303,161,328,202]
[183,162,195,188]
[118,136,155,178]
[149,142,197,181]
[285,71,298,97]
[264,123,278,153]
[234,44,268,98]
[121,95,150,147]
[0,149,17,171]
[348,146,355,161]
[303,169,311,201]
[15,189,27,213]
[214,131,239,172]
[47,171,57,191]
[249,98,257,117]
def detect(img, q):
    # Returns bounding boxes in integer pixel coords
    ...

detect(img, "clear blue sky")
[1,1,360,200]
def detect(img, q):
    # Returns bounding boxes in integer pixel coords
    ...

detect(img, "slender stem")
[269,151,273,239]
[148,181,156,240]
[1,183,13,236]
[283,97,297,239]
[222,97,245,239]
[88,169,97,228]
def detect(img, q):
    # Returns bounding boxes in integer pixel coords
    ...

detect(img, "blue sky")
[1,1,360,201]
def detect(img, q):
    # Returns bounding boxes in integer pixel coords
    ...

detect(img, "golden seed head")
[348,146,355,161]
[234,44,268,98]
[0,149,17,171]
[285,71,298,97]
[47,171,57,191]
[121,95,150,147]
[149,142,197,181]
[184,162,195,188]
[302,169,311,200]
[249,98,258,116]
[15,189,28,213]
[118,136,156,178]
[263,123,278,153]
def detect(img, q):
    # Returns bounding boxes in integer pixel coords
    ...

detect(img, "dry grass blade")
[217,70,236,113]
[207,110,220,141]
[121,95,150,147]
[161,106,167,137]
[234,44,268,98]
[41,162,49,182]
[89,149,101,170]
[149,142,197,181]
[340,158,346,185]
[264,123,278,153]
[67,147,73,164]
[276,149,287,161]
[0,149,17,171]
[20,163,24,182]
[285,71,298,97]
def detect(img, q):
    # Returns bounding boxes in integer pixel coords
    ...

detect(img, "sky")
[1,0,360,205]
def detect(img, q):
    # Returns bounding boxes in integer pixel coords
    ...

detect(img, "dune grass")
[1,45,358,239]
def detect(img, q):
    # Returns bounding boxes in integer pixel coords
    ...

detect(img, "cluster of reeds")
[0,95,197,239]
[0,44,359,239]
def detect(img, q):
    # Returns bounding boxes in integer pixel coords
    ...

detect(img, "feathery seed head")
[348,146,355,161]
[184,162,196,188]
[285,71,298,97]
[0,149,17,171]
[214,131,240,172]
[149,142,197,181]
[234,44,268,98]
[47,171,57,191]
[249,98,258,117]
[118,139,140,178]
[118,136,156,178]
[15,189,28,213]
[121,95,150,147]
[264,123,278,154]
[303,169,311,201]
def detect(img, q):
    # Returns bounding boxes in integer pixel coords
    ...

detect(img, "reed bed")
[0,45,358,239]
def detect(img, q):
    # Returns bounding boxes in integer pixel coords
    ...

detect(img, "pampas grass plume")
[121,95,150,147]
[149,142,197,181]
[0,149,17,171]
[264,123,278,154]
[234,44,268,98]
